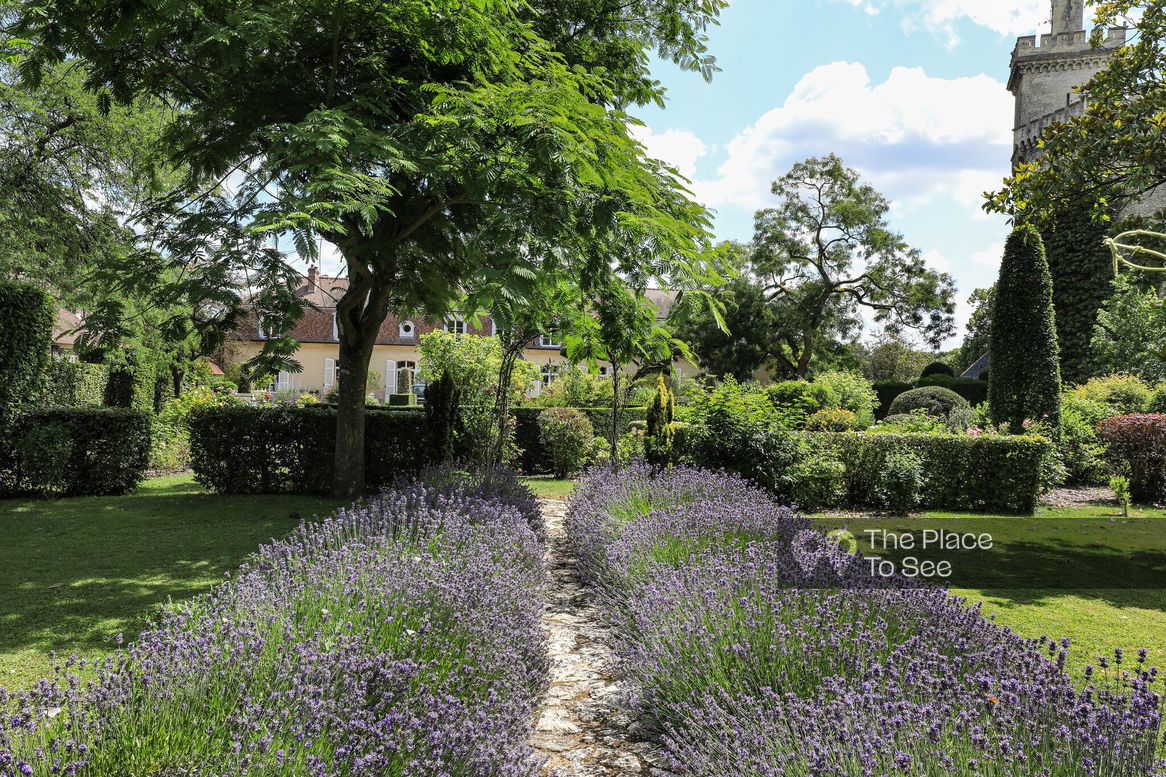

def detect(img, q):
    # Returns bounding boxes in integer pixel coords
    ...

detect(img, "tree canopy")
[6,0,728,496]
[749,155,955,378]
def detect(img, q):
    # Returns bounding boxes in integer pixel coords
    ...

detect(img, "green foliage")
[871,380,914,419]
[514,407,648,475]
[917,375,989,406]
[805,408,857,433]
[40,359,107,408]
[1111,474,1132,517]
[1092,275,1166,384]
[989,226,1063,431]
[646,373,677,463]
[812,432,1052,514]
[766,380,837,425]
[1043,207,1113,384]
[789,449,846,512]
[104,349,162,413]
[1070,374,1153,414]
[0,409,150,497]
[888,386,969,419]
[0,282,54,413]
[538,408,595,479]
[1095,414,1166,503]
[1149,384,1166,414]
[920,361,955,379]
[190,406,432,494]
[151,386,240,472]
[812,371,878,428]
[526,366,616,409]
[425,373,461,465]
[875,411,949,435]
[860,335,932,383]
[1059,393,1120,485]
[873,449,924,515]
[750,155,955,376]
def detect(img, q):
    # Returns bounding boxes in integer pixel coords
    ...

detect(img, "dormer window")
[445,317,466,335]
[399,320,416,339]
[539,332,561,348]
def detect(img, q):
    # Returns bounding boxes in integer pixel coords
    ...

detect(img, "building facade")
[226,268,694,401]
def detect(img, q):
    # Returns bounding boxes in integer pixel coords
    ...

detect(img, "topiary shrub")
[921,361,955,379]
[874,448,924,515]
[1095,414,1166,503]
[871,380,913,419]
[1071,374,1152,415]
[989,225,1062,431]
[888,386,969,419]
[646,374,676,464]
[805,408,857,433]
[538,408,594,479]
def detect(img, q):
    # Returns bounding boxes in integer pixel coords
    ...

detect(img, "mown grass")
[811,503,1166,680]
[0,475,338,688]
[519,477,576,499]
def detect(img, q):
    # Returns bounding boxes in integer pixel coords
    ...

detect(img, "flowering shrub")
[567,464,1166,776]
[804,407,857,432]
[0,475,548,775]
[1096,414,1166,503]
[1071,374,1153,415]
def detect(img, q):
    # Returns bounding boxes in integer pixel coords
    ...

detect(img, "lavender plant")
[567,463,1166,776]
[0,481,549,776]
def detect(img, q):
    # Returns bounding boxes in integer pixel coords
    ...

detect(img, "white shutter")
[324,358,336,388]
[385,360,398,395]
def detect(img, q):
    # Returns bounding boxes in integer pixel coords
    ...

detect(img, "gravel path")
[534,499,664,776]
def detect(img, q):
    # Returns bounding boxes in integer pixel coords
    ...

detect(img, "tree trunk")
[333,329,375,499]
[610,362,622,470]
[487,338,523,468]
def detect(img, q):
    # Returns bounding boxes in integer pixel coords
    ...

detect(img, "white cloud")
[650,62,1012,217]
[835,0,1047,43]
[970,241,1006,269]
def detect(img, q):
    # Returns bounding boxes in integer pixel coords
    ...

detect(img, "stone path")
[534,499,664,776]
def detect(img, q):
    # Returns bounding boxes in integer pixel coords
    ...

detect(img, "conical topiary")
[988,225,1062,432]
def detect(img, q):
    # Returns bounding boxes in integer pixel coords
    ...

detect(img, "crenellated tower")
[1009,1,1126,169]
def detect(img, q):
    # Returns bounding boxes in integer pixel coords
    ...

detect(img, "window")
[539,332,561,348]
[257,317,267,340]
[275,371,293,392]
[324,358,337,389]
[445,317,466,335]
[540,363,560,387]
[491,319,497,337]
[331,312,339,341]
[598,366,609,377]
[399,320,416,339]
[385,359,418,395]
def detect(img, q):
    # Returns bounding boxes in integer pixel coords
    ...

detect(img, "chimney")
[307,265,320,292]
[1052,0,1084,35]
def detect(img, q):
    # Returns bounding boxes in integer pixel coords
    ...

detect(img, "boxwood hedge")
[0,408,151,497]
[808,431,1051,514]
[514,406,647,475]
[190,405,432,494]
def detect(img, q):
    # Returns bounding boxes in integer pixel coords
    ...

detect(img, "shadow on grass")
[0,479,338,683]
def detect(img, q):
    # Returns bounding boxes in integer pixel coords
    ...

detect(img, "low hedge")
[514,406,648,475]
[808,431,1051,514]
[191,406,432,494]
[0,408,151,497]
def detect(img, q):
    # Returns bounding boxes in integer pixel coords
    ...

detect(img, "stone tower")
[1009,2,1126,168]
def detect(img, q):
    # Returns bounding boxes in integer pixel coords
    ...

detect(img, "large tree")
[8,0,726,497]
[749,155,956,378]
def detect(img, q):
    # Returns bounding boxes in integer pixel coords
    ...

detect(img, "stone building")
[1008,0,1127,169]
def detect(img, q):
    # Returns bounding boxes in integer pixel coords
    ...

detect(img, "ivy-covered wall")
[1042,206,1113,386]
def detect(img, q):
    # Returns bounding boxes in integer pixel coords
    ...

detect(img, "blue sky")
[633,0,1057,346]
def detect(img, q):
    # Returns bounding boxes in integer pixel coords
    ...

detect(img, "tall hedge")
[514,406,648,475]
[989,226,1062,431]
[190,406,432,494]
[0,409,150,497]
[41,360,108,407]
[0,282,54,413]
[1043,206,1112,385]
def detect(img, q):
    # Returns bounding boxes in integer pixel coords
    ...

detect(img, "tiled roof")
[53,309,82,346]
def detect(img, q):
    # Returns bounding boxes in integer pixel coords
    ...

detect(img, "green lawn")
[812,503,1166,680]
[0,476,338,688]
[520,477,576,499]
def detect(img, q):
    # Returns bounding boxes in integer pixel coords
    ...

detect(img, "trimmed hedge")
[41,360,108,407]
[872,381,913,419]
[0,282,54,413]
[0,409,150,497]
[190,406,432,494]
[873,377,988,418]
[514,406,648,475]
[808,431,1051,514]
